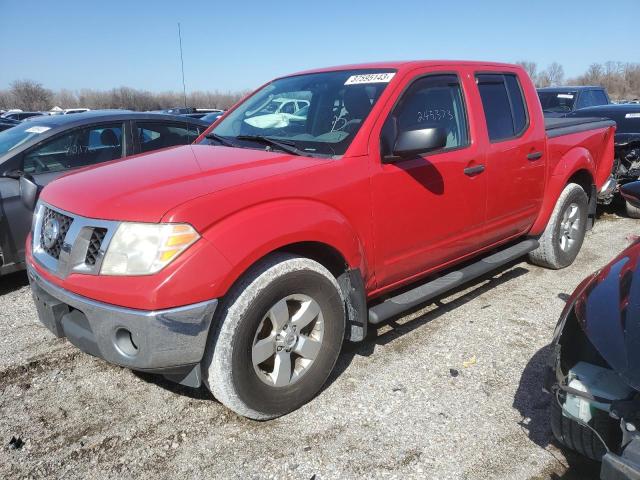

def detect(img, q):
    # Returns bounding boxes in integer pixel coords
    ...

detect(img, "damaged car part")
[546,188,640,477]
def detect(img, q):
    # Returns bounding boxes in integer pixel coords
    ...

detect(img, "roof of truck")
[538,86,605,92]
[288,60,521,77]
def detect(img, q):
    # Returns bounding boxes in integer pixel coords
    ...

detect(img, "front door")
[370,72,488,288]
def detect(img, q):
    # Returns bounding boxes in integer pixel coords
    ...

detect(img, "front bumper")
[27,265,217,386]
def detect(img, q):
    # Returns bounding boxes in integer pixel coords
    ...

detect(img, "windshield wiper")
[205,132,237,147]
[235,135,311,156]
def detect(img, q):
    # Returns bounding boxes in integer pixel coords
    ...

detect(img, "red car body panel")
[29,61,616,311]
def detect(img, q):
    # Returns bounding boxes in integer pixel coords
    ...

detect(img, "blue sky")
[1,0,638,93]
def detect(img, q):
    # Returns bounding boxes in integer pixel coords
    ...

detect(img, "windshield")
[538,91,577,113]
[0,123,52,156]
[203,69,396,156]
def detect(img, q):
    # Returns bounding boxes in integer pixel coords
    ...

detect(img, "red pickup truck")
[26,61,615,420]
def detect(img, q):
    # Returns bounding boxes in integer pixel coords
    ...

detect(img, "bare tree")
[580,63,605,85]
[545,62,565,87]
[0,89,12,110]
[8,80,53,110]
[516,61,538,82]
[537,71,551,88]
[52,89,80,109]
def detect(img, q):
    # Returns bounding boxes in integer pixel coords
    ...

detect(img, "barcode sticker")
[557,94,574,99]
[25,126,51,133]
[345,73,396,85]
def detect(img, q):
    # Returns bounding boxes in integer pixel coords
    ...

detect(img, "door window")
[382,74,469,156]
[575,91,592,109]
[592,90,609,106]
[136,122,202,153]
[575,89,608,109]
[23,124,123,174]
[476,74,528,142]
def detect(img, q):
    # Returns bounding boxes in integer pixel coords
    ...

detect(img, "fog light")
[114,328,138,357]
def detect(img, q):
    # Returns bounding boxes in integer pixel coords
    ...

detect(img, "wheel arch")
[567,168,595,199]
[530,147,596,235]
[201,199,369,297]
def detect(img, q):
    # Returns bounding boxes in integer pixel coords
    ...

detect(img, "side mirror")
[621,181,640,209]
[19,174,39,211]
[388,127,447,161]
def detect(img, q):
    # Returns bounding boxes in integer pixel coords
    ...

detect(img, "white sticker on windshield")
[345,73,395,85]
[626,113,640,119]
[557,94,574,99]
[24,126,51,134]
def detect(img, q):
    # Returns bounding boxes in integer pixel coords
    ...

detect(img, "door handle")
[527,151,543,161]
[464,165,485,176]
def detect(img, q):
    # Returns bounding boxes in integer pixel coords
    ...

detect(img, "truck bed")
[545,116,616,138]
[544,116,616,197]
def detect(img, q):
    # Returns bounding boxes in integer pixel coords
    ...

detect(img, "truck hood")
[574,240,640,391]
[40,145,323,222]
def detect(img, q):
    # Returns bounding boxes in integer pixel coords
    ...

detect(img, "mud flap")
[337,268,367,342]
[587,184,597,231]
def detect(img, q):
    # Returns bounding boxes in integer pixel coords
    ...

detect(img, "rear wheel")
[529,183,588,269]
[202,253,345,420]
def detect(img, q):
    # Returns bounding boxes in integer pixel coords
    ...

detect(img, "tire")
[625,200,640,219]
[529,183,588,269]
[550,396,620,461]
[202,253,345,420]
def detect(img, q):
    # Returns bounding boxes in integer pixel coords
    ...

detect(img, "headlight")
[101,223,200,275]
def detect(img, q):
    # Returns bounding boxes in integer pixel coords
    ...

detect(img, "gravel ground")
[0,209,635,479]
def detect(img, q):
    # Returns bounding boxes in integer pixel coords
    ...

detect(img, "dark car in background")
[567,104,640,216]
[538,86,610,117]
[0,111,209,275]
[1,111,46,121]
[161,107,222,118]
[198,111,225,123]
[0,118,20,132]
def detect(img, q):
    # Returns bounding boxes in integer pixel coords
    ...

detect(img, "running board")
[368,239,539,325]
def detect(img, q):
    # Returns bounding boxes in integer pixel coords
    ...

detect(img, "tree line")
[517,61,640,100]
[0,81,248,112]
[2,61,640,112]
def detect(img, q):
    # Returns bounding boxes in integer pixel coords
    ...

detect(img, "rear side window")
[576,89,608,109]
[476,74,528,142]
[136,122,202,153]
[592,90,609,106]
[575,91,592,109]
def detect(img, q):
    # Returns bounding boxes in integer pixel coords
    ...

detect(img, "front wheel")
[550,396,620,461]
[529,183,588,269]
[202,254,345,420]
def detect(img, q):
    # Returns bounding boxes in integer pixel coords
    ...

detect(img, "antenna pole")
[178,22,187,108]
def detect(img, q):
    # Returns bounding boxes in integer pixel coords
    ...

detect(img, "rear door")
[369,70,488,287]
[475,72,546,244]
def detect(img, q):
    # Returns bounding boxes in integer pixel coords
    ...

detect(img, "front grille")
[40,207,73,259]
[85,228,107,266]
